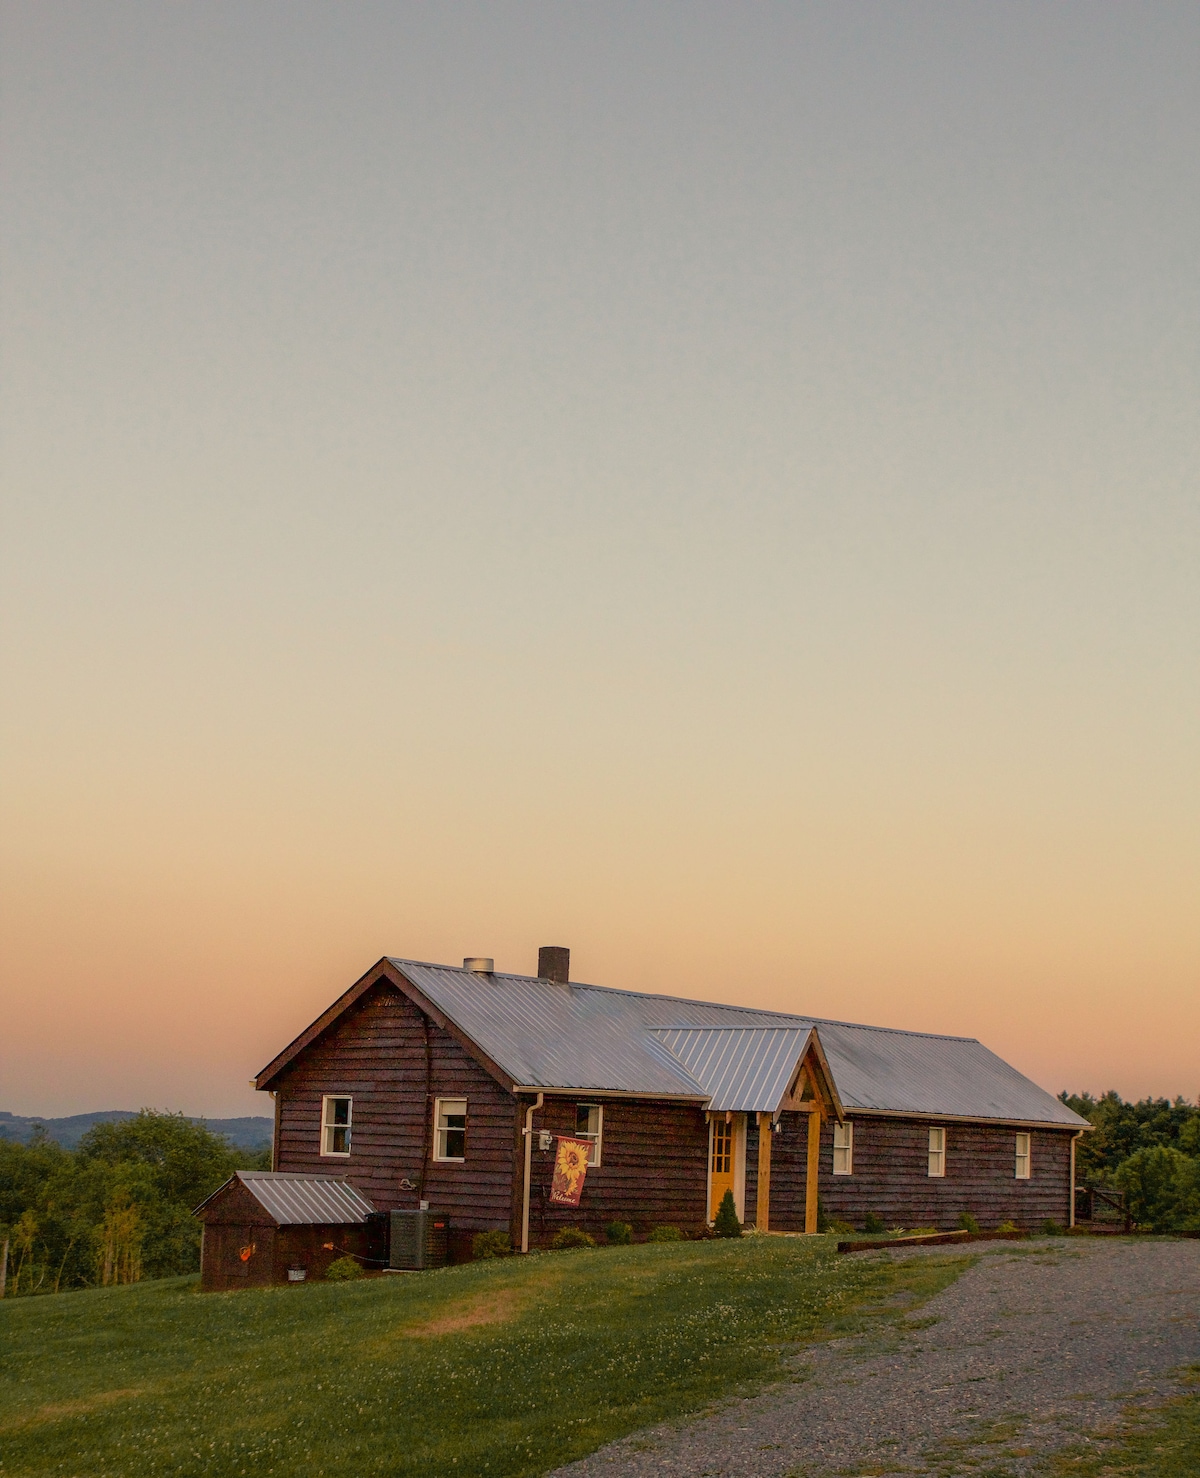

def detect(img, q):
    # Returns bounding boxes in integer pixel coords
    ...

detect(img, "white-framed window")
[433,1098,467,1162]
[575,1103,603,1167]
[1015,1132,1031,1179]
[832,1120,854,1175]
[927,1126,946,1177]
[321,1096,352,1156]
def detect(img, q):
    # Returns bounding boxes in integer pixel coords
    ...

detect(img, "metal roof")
[810,1021,1083,1125]
[228,1171,375,1225]
[391,959,1086,1128]
[649,1026,816,1113]
[396,961,709,1099]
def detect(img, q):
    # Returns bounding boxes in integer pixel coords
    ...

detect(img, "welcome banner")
[548,1137,592,1206]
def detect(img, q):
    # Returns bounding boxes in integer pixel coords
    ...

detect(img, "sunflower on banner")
[549,1136,592,1206]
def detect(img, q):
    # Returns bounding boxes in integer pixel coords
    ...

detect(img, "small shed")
[194,1170,377,1291]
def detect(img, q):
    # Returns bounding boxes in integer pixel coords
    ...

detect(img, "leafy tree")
[1061,1091,1200,1181]
[0,1111,265,1295]
[1113,1146,1200,1232]
[76,1111,245,1208]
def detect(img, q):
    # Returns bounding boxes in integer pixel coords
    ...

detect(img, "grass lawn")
[0,1236,969,1478]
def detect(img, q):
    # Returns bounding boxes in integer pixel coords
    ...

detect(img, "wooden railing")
[1074,1185,1131,1232]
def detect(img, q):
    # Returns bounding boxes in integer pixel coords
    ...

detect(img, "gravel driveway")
[551,1238,1200,1478]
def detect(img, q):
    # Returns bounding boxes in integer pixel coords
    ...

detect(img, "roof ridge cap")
[238,1169,350,1180]
[394,957,814,1017]
[649,1023,814,1032]
[390,958,980,1041]
[569,980,811,1017]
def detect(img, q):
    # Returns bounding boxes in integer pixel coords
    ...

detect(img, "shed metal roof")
[230,1171,375,1225]
[391,958,1086,1128]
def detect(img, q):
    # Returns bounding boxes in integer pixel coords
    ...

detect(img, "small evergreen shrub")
[324,1256,363,1281]
[863,1212,885,1234]
[604,1221,633,1245]
[996,1219,1020,1234]
[1041,1219,1065,1237]
[827,1218,855,1235]
[550,1227,595,1250]
[713,1189,742,1239]
[957,1212,981,1235]
[472,1230,512,1259]
[647,1225,683,1242]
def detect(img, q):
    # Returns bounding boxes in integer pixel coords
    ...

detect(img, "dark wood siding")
[754,1114,1073,1231]
[526,1097,709,1245]
[200,1222,277,1291]
[272,982,520,1247]
[196,1178,375,1290]
[744,1111,1075,1229]
[749,1112,808,1229]
[200,1221,375,1291]
[744,1115,759,1223]
[270,1224,374,1285]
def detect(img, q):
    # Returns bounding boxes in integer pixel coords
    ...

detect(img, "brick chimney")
[537,945,570,984]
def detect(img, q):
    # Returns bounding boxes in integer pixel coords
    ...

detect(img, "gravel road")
[551,1238,1200,1478]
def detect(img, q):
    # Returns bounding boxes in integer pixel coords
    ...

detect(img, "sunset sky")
[2,3,1197,1121]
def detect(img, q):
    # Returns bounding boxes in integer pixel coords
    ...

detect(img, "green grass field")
[0,1236,968,1478]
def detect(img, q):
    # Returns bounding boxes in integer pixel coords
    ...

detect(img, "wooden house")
[253,947,1088,1257]
[194,1170,376,1290]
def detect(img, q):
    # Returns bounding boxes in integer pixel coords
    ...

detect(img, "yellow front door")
[709,1115,739,1221]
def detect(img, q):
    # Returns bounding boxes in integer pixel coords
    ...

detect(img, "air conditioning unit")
[385,1209,449,1270]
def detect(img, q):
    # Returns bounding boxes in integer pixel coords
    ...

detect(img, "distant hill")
[0,1110,273,1152]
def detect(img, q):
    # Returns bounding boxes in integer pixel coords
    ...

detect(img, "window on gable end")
[321,1096,352,1156]
[433,1098,467,1162]
[1015,1132,1031,1179]
[832,1120,853,1175]
[927,1126,946,1177]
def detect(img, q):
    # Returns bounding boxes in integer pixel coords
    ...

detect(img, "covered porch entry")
[652,1024,843,1233]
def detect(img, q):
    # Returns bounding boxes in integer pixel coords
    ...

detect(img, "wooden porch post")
[804,1107,821,1234]
[756,1113,772,1231]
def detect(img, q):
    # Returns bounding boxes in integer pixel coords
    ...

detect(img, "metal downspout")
[1069,1128,1085,1228]
[520,1093,544,1253]
[417,1012,433,1202]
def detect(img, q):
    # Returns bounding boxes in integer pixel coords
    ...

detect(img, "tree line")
[0,1110,268,1297]
[1061,1090,1200,1232]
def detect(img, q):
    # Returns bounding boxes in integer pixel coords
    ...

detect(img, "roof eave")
[798,1026,845,1123]
[512,1085,708,1103]
[842,1106,1091,1130]
[191,1172,239,1218]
